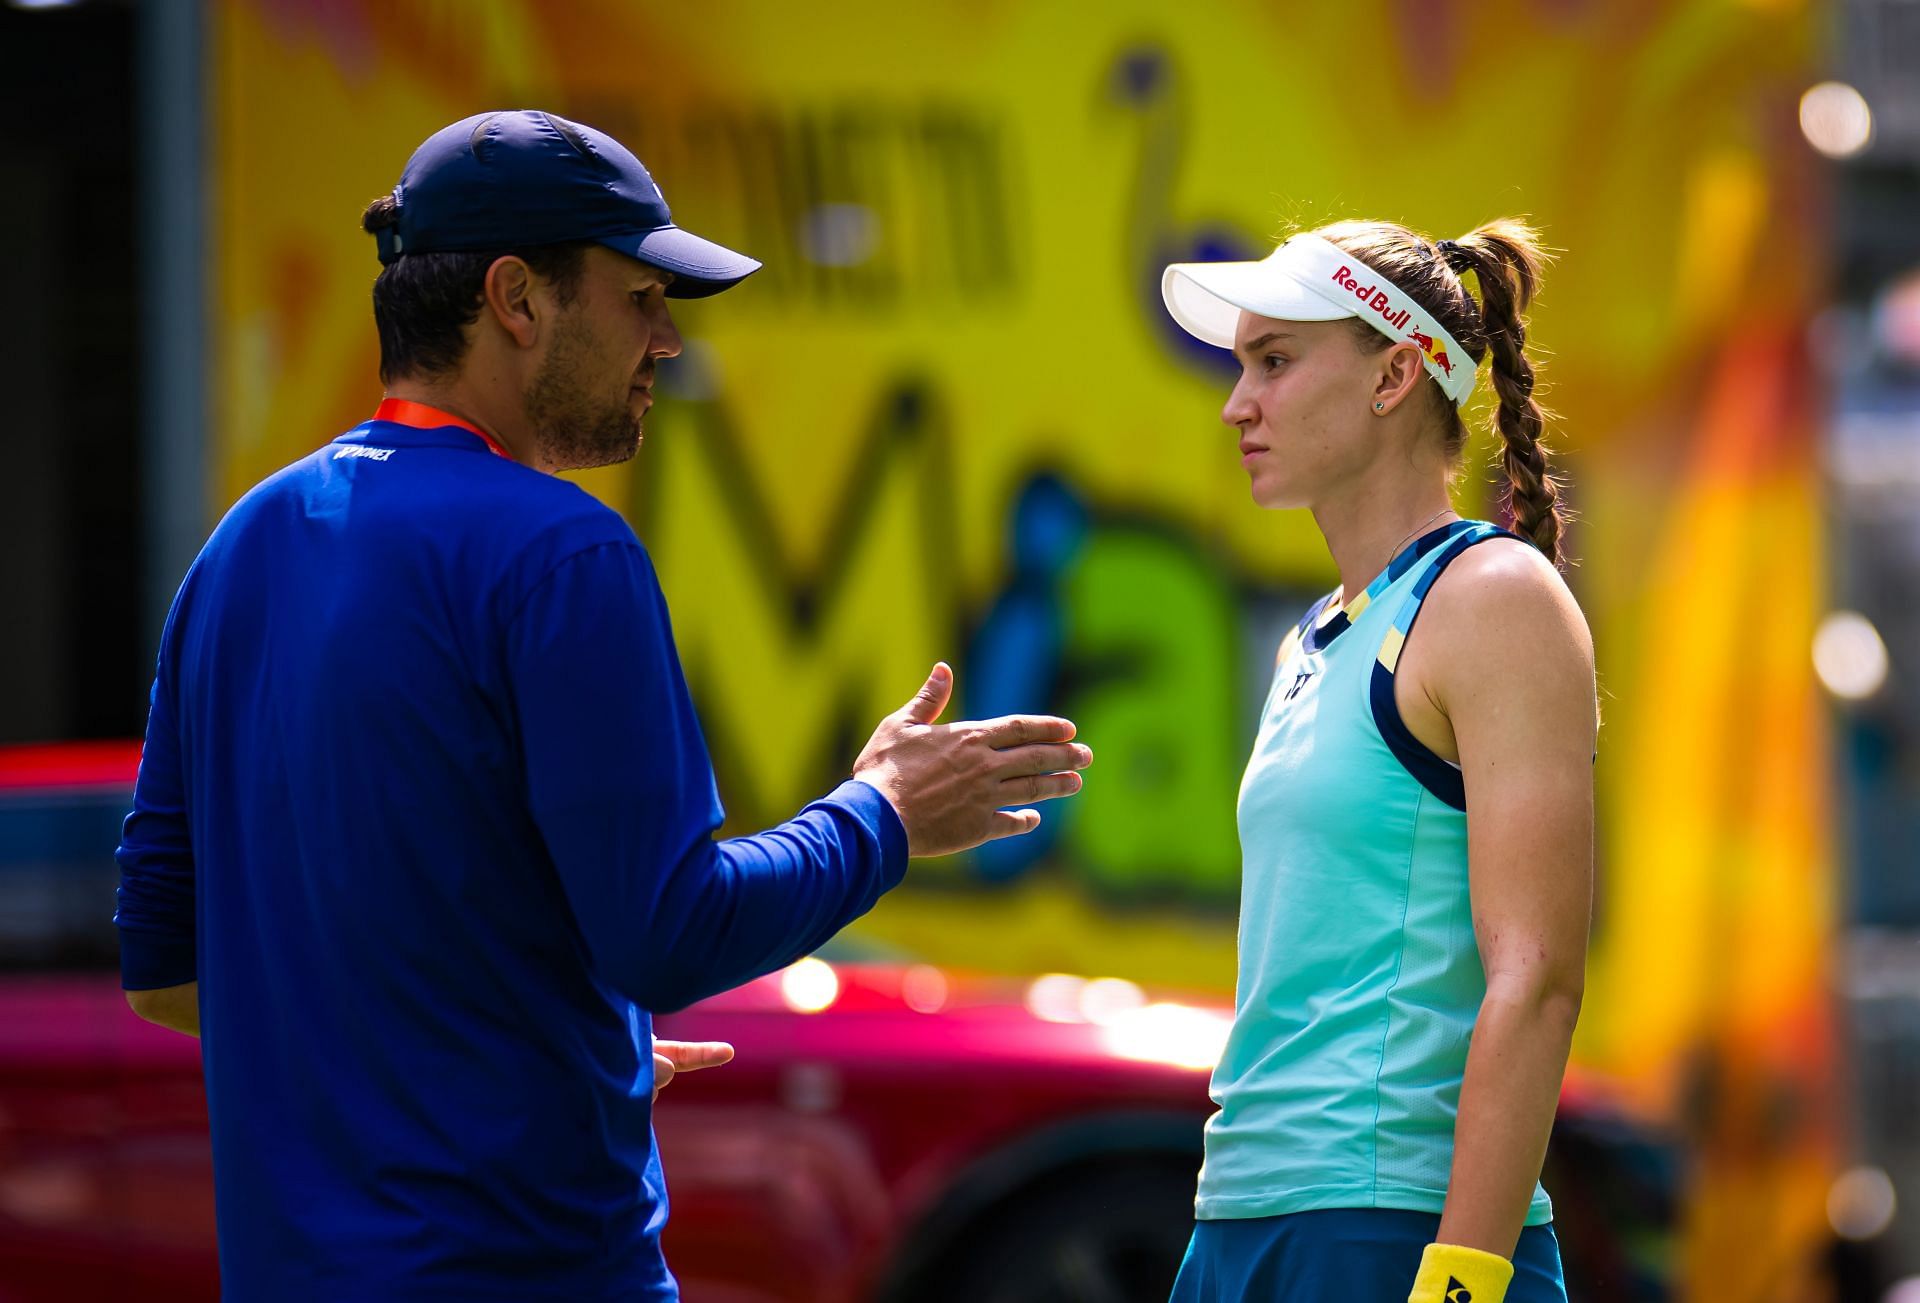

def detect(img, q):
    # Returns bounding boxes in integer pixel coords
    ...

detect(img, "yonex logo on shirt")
[334,446,396,462]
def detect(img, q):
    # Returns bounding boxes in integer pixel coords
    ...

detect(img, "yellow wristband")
[1407,1242,1514,1303]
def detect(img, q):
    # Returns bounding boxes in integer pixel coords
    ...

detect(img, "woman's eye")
[1262,354,1286,373]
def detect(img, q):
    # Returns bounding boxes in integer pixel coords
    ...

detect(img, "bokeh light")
[1827,1165,1897,1241]
[1097,1003,1232,1072]
[1885,1277,1920,1303]
[1799,81,1874,159]
[1024,973,1086,1024]
[779,957,840,1014]
[900,963,948,1014]
[1078,976,1147,1025]
[1813,610,1891,700]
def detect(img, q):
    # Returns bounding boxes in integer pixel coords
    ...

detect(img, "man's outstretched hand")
[652,1039,734,1103]
[852,663,1090,858]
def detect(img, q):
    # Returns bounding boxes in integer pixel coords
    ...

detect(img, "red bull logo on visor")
[1330,264,1412,332]
[1330,264,1457,377]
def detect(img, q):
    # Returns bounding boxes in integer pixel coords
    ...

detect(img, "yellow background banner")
[214,3,1836,1291]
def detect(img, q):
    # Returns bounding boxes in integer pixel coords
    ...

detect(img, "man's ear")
[481,255,539,349]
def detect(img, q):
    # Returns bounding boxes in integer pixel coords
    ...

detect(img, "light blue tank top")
[1196,519,1553,1226]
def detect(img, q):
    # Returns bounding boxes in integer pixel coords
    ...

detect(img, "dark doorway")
[0,0,145,744]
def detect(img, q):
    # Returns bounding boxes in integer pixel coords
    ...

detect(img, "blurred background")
[1,0,1917,1299]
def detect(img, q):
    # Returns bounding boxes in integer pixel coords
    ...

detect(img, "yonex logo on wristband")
[1444,1278,1472,1303]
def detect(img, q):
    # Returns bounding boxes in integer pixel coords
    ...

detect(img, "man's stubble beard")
[524,314,644,472]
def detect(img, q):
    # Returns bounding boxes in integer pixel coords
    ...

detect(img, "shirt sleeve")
[115,628,199,991]
[504,540,908,1013]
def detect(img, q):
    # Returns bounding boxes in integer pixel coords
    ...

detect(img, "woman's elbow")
[1487,967,1584,1028]
[1540,981,1584,1030]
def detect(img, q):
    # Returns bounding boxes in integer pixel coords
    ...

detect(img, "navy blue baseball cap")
[373,110,760,299]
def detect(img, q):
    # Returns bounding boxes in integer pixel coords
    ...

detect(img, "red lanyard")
[372,398,513,460]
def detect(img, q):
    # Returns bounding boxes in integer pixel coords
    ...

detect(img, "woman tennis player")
[1159,220,1595,1303]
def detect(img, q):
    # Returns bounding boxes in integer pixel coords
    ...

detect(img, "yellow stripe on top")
[1378,626,1406,672]
[1345,591,1371,621]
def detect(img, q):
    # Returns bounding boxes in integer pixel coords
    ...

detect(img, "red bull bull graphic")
[1409,328,1454,376]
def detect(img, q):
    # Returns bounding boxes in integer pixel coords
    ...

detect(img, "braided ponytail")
[1438,222,1567,565]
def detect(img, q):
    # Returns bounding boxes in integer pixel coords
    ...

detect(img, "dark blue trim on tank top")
[1294,593,1337,643]
[1368,523,1526,810]
[1301,519,1479,654]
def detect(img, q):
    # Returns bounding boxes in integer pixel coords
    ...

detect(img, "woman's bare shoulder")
[1419,536,1594,697]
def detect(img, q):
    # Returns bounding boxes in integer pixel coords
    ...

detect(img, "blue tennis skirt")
[1169,1209,1567,1303]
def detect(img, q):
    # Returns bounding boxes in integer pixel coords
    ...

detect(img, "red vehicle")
[0,744,1674,1302]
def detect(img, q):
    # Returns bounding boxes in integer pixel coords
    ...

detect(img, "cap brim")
[1162,261,1352,348]
[600,225,763,299]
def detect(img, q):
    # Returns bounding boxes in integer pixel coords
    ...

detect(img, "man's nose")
[650,306,684,359]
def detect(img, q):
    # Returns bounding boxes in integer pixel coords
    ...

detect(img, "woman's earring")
[1374,402,1386,412]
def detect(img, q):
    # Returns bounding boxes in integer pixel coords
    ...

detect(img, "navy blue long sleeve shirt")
[113,408,907,1301]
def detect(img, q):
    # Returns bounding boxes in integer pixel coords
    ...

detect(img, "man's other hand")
[126,981,200,1038]
[652,1038,735,1103]
[852,662,1090,858]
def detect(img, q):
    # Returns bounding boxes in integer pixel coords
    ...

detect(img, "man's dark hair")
[360,194,589,384]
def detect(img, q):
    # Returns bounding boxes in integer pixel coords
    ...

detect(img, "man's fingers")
[1000,771,1084,803]
[973,713,1077,747]
[899,663,954,726]
[655,1039,735,1072]
[991,742,1092,778]
[984,808,1043,840]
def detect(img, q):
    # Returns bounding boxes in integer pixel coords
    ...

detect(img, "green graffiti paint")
[1060,527,1241,902]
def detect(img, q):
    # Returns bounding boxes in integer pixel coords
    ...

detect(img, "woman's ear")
[1370,342,1426,416]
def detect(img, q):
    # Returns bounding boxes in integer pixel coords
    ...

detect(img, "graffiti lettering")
[576,98,1017,308]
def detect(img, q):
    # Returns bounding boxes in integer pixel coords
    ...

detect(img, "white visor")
[1162,233,1477,408]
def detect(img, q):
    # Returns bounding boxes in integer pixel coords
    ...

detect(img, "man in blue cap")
[113,111,1091,1301]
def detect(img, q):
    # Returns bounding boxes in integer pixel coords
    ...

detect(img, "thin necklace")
[1386,506,1457,565]
[1328,506,1457,618]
